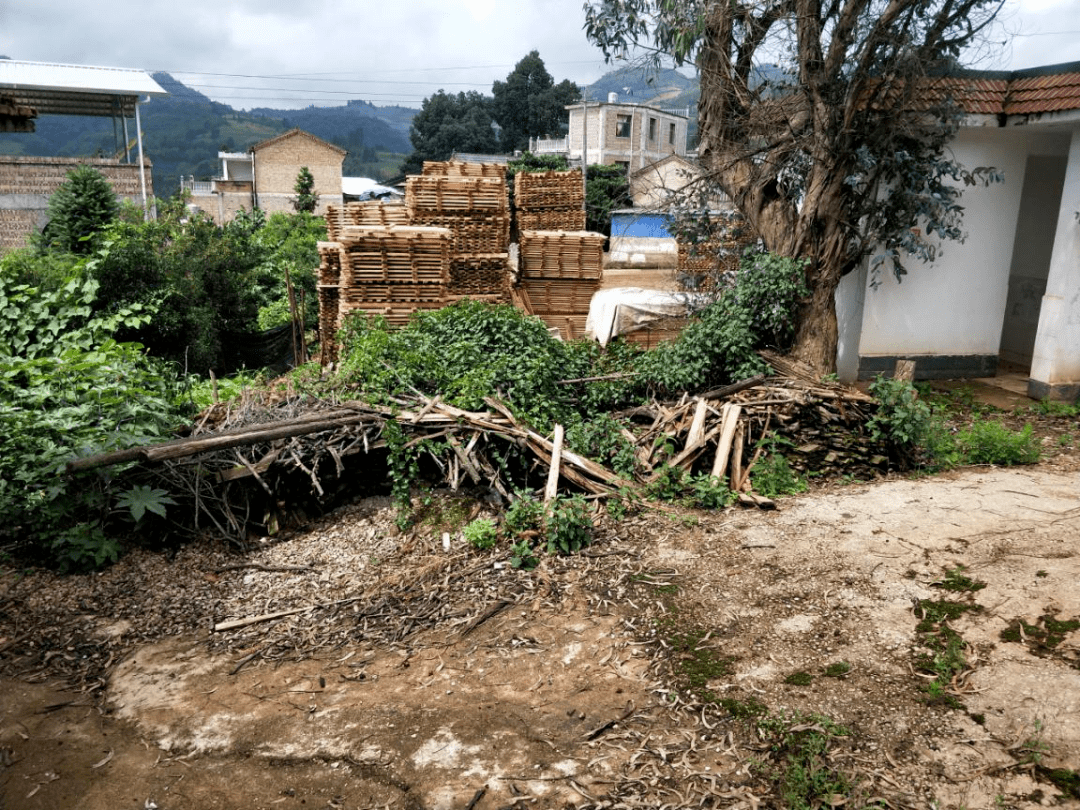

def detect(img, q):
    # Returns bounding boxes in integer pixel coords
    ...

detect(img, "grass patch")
[913,592,983,709]
[823,661,852,678]
[754,712,854,810]
[933,564,987,593]
[784,671,815,686]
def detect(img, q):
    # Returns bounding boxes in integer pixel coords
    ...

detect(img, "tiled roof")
[929,62,1080,116]
[251,128,347,156]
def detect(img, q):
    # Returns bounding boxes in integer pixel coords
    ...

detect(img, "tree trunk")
[791,277,840,375]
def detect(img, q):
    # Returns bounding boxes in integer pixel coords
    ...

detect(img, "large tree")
[492,51,581,153]
[584,0,1004,372]
[401,91,500,175]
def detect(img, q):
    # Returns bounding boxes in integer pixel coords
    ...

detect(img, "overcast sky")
[1,0,1078,111]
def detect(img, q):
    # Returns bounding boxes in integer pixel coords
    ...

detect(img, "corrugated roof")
[0,59,166,117]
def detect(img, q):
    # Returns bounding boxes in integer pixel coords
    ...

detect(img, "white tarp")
[586,287,703,346]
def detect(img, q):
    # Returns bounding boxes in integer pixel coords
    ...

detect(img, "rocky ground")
[1,389,1078,810]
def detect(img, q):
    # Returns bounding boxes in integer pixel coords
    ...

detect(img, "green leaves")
[116,485,176,522]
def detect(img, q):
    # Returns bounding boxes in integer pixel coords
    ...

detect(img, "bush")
[38,165,119,255]
[0,271,184,568]
[956,420,1041,465]
[463,517,499,550]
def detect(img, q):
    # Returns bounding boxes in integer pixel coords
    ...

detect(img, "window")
[615,160,630,174]
[648,117,657,141]
[615,114,631,138]
[668,122,676,145]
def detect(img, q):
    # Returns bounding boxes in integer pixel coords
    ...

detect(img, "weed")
[867,376,933,449]
[751,442,808,498]
[1042,767,1080,800]
[955,420,1041,465]
[463,517,498,550]
[934,564,987,593]
[719,696,769,720]
[1058,432,1075,448]
[545,494,593,555]
[754,711,853,810]
[1031,399,1080,418]
[509,539,539,570]
[823,661,852,678]
[1036,569,1048,578]
[1016,719,1050,766]
[1001,614,1080,655]
[504,490,544,536]
[914,595,982,708]
[784,671,814,686]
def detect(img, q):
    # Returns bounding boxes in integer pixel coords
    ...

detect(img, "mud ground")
[1,405,1078,809]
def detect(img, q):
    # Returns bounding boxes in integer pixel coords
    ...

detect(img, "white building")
[836,61,1080,401]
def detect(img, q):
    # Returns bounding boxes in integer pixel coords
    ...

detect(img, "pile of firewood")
[67,365,892,544]
[515,169,587,232]
[516,230,605,340]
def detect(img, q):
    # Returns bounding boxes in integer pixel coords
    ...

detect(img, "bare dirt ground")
[1,399,1078,810]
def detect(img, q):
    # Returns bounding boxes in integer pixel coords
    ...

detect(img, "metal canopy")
[0,60,169,213]
[0,60,167,117]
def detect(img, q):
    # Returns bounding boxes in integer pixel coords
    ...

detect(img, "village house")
[836,61,1080,401]
[181,129,345,223]
[529,95,690,175]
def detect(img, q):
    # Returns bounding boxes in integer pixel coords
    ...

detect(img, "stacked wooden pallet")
[517,230,605,339]
[408,164,511,299]
[676,229,757,275]
[316,242,344,365]
[324,200,409,241]
[335,225,452,329]
[515,170,586,232]
[423,160,506,178]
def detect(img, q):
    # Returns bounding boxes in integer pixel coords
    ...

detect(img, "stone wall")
[0,156,152,253]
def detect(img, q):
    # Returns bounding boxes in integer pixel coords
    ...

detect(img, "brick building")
[182,129,346,223]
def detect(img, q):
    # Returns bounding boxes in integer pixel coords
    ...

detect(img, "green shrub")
[545,494,593,555]
[956,420,1041,465]
[0,272,184,568]
[867,376,933,447]
[463,517,499,550]
[752,452,808,498]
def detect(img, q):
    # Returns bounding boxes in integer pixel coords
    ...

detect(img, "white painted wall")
[856,127,1031,360]
[1030,128,1080,391]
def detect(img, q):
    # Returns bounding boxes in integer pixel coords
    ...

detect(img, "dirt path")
[2,462,1078,809]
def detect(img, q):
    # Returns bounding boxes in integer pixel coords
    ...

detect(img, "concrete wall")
[999,154,1068,367]
[0,156,152,253]
[850,127,1031,378]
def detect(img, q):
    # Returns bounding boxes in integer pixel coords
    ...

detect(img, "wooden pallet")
[519,277,600,313]
[448,254,510,296]
[519,230,605,280]
[406,176,509,214]
[325,201,409,240]
[516,209,587,232]
[534,311,590,341]
[514,170,585,209]
[317,241,344,286]
[411,213,511,255]
[423,160,506,179]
